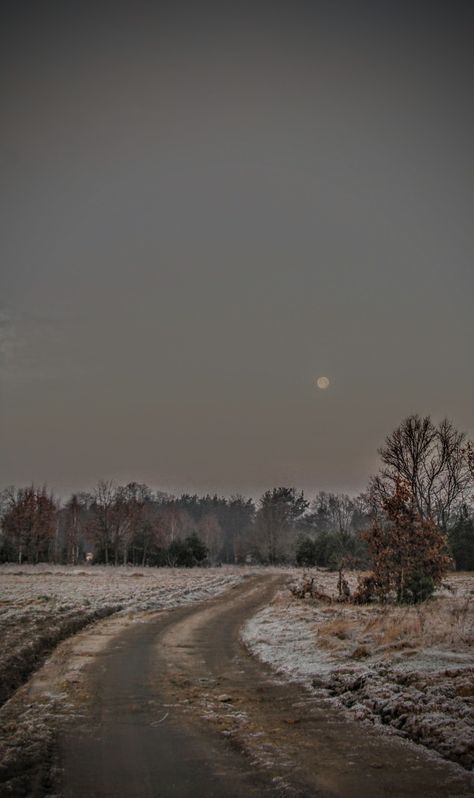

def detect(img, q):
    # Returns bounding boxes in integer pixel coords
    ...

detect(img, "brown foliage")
[1,486,57,564]
[360,480,452,603]
[289,574,332,602]
[337,568,351,600]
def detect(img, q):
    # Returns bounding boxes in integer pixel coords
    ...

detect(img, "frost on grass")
[0,565,250,795]
[242,569,474,770]
[0,564,247,708]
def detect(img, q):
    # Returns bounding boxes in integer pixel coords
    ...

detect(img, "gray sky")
[1,2,473,499]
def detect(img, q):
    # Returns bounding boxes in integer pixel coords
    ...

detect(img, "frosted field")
[0,564,251,708]
[242,570,474,769]
[1,564,472,788]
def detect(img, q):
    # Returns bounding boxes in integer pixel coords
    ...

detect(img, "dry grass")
[318,618,353,640]
[244,570,474,769]
[288,569,474,662]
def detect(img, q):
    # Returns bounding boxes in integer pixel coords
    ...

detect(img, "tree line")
[1,414,473,574]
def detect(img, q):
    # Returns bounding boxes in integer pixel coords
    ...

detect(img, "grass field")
[0,564,250,709]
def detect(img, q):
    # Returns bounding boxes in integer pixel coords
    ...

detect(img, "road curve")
[59,574,473,798]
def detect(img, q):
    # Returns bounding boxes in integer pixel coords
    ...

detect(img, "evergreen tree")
[295,536,317,566]
[449,506,474,570]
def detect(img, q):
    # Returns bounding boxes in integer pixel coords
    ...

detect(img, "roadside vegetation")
[1,414,473,575]
[243,570,474,769]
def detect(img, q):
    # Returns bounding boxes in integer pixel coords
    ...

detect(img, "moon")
[316,376,330,390]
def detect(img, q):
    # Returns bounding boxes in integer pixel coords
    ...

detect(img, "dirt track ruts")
[59,574,473,797]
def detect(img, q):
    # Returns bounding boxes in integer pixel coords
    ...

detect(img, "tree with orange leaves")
[359,480,452,604]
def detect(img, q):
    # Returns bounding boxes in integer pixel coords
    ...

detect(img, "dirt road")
[59,574,473,797]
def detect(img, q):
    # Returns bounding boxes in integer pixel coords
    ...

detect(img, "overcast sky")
[1,1,473,499]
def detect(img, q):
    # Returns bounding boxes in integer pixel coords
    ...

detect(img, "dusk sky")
[1,2,473,499]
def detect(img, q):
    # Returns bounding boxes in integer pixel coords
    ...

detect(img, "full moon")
[316,376,330,390]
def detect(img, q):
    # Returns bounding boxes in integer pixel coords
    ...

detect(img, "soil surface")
[58,574,473,797]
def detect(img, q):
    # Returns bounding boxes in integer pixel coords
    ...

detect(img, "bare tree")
[309,492,356,539]
[159,506,196,548]
[370,414,471,529]
[1,485,57,563]
[198,512,223,564]
[62,493,88,564]
[137,505,165,566]
[254,487,308,564]
[109,486,131,566]
[90,480,116,564]
[119,482,152,564]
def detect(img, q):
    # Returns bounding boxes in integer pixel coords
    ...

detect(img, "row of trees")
[0,484,255,567]
[1,415,473,575]
[0,480,374,568]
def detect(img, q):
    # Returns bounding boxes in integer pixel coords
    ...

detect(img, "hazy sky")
[1,2,473,499]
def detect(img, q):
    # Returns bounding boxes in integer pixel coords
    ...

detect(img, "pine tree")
[449,506,474,571]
